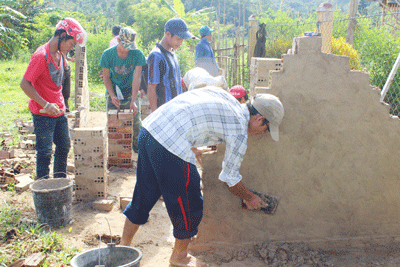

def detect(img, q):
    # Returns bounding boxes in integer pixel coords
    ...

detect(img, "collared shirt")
[195,38,219,77]
[147,43,182,107]
[143,86,250,187]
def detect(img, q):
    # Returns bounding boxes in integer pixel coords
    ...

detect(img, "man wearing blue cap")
[195,25,220,77]
[146,18,195,112]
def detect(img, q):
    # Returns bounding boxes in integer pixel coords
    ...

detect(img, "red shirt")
[23,42,65,117]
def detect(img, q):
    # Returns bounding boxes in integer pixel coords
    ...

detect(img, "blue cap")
[165,18,195,39]
[199,25,213,37]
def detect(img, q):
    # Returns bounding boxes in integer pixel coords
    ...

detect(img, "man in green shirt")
[100,27,147,152]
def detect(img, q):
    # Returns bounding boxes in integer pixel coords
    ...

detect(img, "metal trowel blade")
[241,188,280,215]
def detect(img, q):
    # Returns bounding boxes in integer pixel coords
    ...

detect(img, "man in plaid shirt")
[121,86,284,267]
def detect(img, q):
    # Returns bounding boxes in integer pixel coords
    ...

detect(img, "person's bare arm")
[147,83,158,112]
[130,65,142,116]
[224,181,267,210]
[20,78,61,116]
[102,67,120,108]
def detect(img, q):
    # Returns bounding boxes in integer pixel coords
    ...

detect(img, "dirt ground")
[3,111,400,266]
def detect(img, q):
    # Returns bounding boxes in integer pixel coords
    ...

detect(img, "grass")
[0,203,81,266]
[0,59,106,133]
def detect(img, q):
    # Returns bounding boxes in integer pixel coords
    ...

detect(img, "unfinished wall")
[193,36,400,251]
[74,45,90,128]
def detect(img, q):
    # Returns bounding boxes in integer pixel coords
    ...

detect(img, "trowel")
[241,188,280,215]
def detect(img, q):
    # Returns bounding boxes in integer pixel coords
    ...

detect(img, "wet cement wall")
[192,36,400,251]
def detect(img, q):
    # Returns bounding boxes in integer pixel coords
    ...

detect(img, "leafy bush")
[331,37,361,70]
[265,37,293,58]
[86,32,109,83]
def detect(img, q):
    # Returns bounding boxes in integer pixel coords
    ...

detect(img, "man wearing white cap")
[120,86,284,267]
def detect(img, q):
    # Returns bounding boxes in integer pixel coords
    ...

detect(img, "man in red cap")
[230,85,249,104]
[20,18,87,179]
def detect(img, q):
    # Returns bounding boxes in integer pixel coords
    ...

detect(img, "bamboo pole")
[380,50,400,101]
[346,0,358,45]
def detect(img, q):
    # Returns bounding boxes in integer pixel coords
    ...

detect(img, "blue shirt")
[147,43,182,107]
[143,86,250,187]
[195,38,219,77]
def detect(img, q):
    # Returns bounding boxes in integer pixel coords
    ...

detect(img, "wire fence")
[262,12,400,117]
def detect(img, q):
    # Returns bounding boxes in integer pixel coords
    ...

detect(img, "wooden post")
[317,3,335,53]
[248,15,258,64]
[346,0,358,45]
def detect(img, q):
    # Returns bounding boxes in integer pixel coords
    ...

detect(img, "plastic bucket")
[70,244,143,267]
[30,178,73,227]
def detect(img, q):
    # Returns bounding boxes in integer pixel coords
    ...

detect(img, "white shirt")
[143,86,250,187]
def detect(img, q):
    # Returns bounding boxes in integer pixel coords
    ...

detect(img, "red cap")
[56,18,87,47]
[230,85,246,98]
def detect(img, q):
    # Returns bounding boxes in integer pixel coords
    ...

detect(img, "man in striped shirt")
[121,86,284,267]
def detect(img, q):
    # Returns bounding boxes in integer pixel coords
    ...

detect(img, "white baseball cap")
[252,94,284,141]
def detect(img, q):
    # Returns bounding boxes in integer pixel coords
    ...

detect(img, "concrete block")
[92,199,113,211]
[120,197,132,210]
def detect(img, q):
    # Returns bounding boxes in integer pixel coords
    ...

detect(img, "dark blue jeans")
[32,113,71,179]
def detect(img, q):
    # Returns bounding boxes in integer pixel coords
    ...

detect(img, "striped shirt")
[143,86,250,187]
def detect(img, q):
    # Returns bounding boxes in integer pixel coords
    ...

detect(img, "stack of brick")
[71,127,108,202]
[249,57,282,96]
[73,45,90,128]
[107,109,133,168]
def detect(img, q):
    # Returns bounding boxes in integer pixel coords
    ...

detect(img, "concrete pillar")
[248,14,258,64]
[317,3,335,53]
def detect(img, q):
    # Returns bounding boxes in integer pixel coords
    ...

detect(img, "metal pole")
[380,50,400,101]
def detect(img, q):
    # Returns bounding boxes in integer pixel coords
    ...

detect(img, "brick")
[122,120,133,127]
[26,134,36,141]
[120,197,132,210]
[67,162,75,172]
[23,252,45,267]
[117,140,132,145]
[118,152,132,158]
[108,158,122,164]
[75,168,105,178]
[0,150,10,159]
[92,199,113,211]
[15,173,32,183]
[108,144,131,152]
[15,179,33,192]
[71,127,106,138]
[118,111,133,120]
[20,168,34,174]
[123,133,133,139]
[117,126,133,133]
[0,184,8,191]
[108,120,123,127]
[107,110,118,120]
[108,133,123,139]
[0,172,15,185]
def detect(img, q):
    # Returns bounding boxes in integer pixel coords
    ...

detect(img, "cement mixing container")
[70,243,142,267]
[30,178,73,227]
